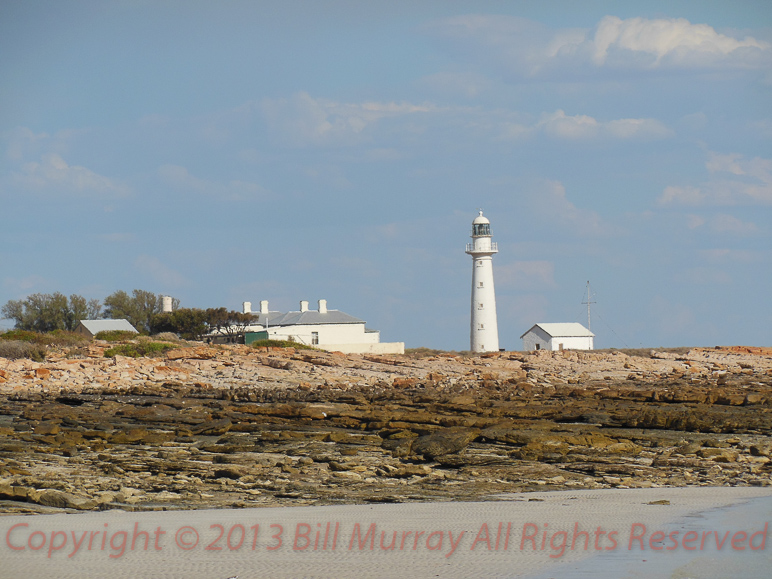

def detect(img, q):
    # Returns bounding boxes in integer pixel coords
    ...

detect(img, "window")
[479,323,484,329]
[479,281,483,287]
[473,223,491,236]
[478,303,484,309]
[311,332,319,345]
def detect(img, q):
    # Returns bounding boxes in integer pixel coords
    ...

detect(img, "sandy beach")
[2,487,770,579]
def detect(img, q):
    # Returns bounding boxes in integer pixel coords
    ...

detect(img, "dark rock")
[411,427,480,459]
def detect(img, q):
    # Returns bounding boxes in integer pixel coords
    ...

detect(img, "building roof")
[260,309,365,327]
[520,323,594,339]
[78,319,138,335]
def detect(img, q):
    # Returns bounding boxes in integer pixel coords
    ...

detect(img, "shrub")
[45,330,89,347]
[104,341,178,358]
[404,348,471,359]
[95,330,139,342]
[0,340,47,361]
[152,332,183,343]
[0,329,40,343]
[249,339,318,351]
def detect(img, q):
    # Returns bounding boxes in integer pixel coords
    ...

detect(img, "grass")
[250,339,319,351]
[0,329,39,343]
[152,332,184,343]
[104,338,179,358]
[0,340,47,361]
[0,329,89,360]
[404,347,473,358]
[94,330,139,342]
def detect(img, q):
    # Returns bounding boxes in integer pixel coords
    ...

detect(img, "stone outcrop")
[0,344,770,513]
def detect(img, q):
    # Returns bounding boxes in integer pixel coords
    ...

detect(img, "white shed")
[75,319,139,339]
[520,323,594,351]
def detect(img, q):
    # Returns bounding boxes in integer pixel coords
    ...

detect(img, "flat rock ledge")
[0,345,770,514]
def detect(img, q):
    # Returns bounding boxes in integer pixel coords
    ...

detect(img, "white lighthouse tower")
[466,210,500,352]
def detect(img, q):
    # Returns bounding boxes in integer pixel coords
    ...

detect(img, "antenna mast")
[582,281,596,330]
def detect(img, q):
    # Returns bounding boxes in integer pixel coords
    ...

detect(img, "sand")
[2,487,771,579]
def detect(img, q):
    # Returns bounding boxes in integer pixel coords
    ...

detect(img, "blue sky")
[1,0,770,350]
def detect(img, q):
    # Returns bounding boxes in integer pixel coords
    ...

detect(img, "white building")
[465,210,499,353]
[520,323,594,351]
[242,299,404,355]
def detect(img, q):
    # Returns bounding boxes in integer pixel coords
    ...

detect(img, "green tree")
[103,289,165,334]
[205,307,257,340]
[67,294,102,328]
[1,293,101,332]
[150,308,208,340]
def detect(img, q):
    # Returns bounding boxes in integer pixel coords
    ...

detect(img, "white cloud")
[158,164,270,201]
[261,91,435,147]
[428,14,770,78]
[259,91,671,147]
[11,153,129,197]
[491,110,675,142]
[593,16,769,68]
[684,213,757,235]
[4,127,49,161]
[531,180,614,237]
[659,152,772,206]
[710,214,759,235]
[539,110,599,139]
[686,214,706,229]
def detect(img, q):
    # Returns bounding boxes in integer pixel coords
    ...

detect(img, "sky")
[1,0,770,350]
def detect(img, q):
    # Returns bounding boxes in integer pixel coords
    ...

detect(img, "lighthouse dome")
[472,210,490,225]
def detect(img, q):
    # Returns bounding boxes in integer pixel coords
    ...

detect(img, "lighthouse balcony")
[466,242,498,253]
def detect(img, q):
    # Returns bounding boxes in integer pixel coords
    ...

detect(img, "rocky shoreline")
[1,344,771,514]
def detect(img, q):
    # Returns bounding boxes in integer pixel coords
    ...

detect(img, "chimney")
[242,301,252,314]
[318,299,328,314]
[162,296,173,313]
[300,300,309,312]
[260,300,269,314]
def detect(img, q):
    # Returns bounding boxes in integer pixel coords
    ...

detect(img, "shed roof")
[79,319,138,335]
[520,323,594,339]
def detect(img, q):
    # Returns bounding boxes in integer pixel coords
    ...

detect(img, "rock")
[33,489,97,510]
[1,342,771,512]
[750,443,772,457]
[697,448,738,462]
[191,418,232,436]
[213,467,245,480]
[34,421,60,435]
[411,427,480,459]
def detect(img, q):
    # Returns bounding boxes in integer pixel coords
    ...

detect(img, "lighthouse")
[466,210,500,352]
